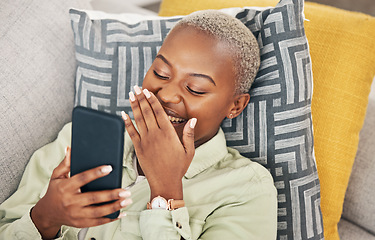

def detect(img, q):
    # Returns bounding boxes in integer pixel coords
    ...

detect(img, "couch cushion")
[70,0,323,239]
[338,218,375,240]
[0,0,92,203]
[341,100,375,235]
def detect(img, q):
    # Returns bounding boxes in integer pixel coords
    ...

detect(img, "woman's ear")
[227,93,250,119]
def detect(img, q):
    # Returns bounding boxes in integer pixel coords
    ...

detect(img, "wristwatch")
[147,196,185,210]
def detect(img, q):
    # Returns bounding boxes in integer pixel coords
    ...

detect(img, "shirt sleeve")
[139,207,192,240]
[199,175,278,240]
[0,123,78,240]
[0,207,43,239]
[139,174,277,240]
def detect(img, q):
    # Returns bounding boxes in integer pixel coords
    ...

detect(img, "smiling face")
[142,26,249,147]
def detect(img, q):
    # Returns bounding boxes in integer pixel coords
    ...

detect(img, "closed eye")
[153,70,169,80]
[187,86,206,95]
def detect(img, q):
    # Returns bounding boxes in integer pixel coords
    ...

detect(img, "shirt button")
[176,222,182,229]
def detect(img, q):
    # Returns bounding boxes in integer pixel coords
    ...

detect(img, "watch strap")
[167,199,185,210]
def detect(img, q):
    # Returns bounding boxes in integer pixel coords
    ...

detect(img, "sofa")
[0,0,374,239]
[337,97,375,239]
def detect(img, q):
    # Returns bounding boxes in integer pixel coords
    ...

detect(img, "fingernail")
[101,165,112,174]
[121,111,128,120]
[119,191,131,198]
[134,85,142,95]
[65,146,69,155]
[129,92,135,102]
[190,118,197,128]
[120,198,133,207]
[143,89,151,99]
[118,212,127,218]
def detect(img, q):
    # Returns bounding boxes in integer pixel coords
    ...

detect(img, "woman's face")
[142,26,242,147]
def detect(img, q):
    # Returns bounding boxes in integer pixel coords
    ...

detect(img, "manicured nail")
[190,118,197,129]
[120,198,133,207]
[134,85,142,95]
[143,89,151,99]
[101,165,112,174]
[119,191,131,198]
[121,111,128,120]
[118,212,127,218]
[129,92,135,102]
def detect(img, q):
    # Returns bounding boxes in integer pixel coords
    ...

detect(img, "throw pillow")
[70,0,323,239]
[304,4,375,239]
[159,1,375,239]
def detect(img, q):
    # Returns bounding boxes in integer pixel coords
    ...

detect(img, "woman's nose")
[157,84,182,104]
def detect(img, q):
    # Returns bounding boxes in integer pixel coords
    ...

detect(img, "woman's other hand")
[30,147,132,239]
[122,86,197,201]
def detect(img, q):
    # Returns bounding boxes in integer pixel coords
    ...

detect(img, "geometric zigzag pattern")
[70,0,323,238]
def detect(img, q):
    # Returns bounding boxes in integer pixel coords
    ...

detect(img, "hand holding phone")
[31,147,131,239]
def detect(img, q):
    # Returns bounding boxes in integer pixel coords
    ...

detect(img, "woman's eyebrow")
[155,54,216,86]
[189,73,216,86]
[155,54,171,67]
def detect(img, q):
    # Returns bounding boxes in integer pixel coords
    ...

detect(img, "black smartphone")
[70,106,125,219]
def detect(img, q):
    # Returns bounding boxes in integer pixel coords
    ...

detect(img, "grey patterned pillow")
[70,0,323,239]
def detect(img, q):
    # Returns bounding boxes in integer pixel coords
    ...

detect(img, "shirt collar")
[122,128,228,180]
[184,128,228,178]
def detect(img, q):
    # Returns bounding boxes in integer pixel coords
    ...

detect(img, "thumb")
[51,146,71,179]
[182,118,197,158]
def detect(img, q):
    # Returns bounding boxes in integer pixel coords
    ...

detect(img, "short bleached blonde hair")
[171,10,260,94]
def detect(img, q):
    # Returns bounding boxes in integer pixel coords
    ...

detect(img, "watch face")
[151,196,168,209]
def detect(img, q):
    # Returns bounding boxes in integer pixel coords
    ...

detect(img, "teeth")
[168,115,185,123]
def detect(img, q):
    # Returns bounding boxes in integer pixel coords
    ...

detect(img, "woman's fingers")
[128,86,173,134]
[69,211,127,229]
[67,190,132,220]
[182,118,197,159]
[121,111,141,150]
[68,165,113,191]
[146,91,175,130]
[129,90,148,136]
[133,86,159,131]
[51,146,71,179]
[79,189,131,207]
[78,197,132,219]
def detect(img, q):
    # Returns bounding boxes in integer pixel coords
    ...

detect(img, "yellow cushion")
[303,3,375,239]
[159,0,278,15]
[159,1,375,240]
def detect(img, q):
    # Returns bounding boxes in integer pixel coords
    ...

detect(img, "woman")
[0,10,277,239]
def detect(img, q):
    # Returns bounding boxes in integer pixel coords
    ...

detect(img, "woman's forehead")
[157,27,236,88]
[161,26,233,66]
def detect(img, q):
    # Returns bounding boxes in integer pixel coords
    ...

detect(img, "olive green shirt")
[0,123,277,239]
